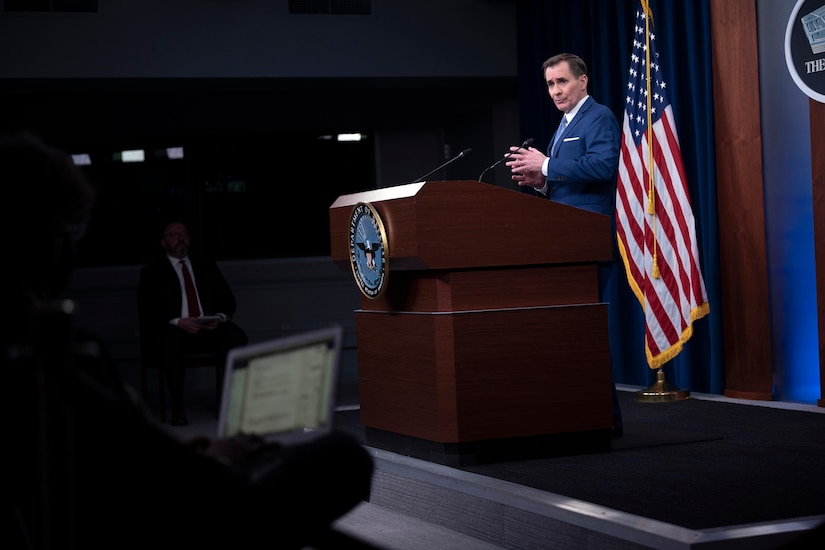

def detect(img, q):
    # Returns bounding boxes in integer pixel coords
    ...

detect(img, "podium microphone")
[411,148,472,183]
[477,138,534,183]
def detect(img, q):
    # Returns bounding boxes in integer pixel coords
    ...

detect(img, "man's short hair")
[542,53,588,79]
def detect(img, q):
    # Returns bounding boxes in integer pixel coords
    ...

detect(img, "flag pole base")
[635,369,690,402]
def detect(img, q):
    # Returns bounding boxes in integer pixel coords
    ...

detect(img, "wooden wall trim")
[710,0,774,399]
[812,99,825,407]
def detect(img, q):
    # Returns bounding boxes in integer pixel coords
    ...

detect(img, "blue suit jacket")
[544,96,620,217]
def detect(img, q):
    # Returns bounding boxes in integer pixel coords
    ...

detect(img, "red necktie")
[180,260,201,317]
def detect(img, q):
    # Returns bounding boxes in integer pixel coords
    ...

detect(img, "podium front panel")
[356,304,612,443]
[362,264,599,313]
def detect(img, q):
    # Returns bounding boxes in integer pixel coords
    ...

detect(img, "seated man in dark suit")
[138,221,248,425]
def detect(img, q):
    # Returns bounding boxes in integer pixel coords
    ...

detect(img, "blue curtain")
[516,0,724,393]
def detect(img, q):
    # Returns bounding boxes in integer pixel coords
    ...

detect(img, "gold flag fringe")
[616,234,711,370]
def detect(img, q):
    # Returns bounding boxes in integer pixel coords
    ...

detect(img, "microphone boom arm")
[411,148,472,183]
[477,138,534,182]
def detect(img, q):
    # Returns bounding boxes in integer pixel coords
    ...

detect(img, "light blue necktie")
[551,116,568,157]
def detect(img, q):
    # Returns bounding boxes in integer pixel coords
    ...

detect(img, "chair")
[140,348,224,423]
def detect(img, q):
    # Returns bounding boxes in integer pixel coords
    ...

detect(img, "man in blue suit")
[507,52,620,216]
[506,52,623,434]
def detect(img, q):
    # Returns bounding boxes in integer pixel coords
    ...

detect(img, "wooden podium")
[330,180,615,465]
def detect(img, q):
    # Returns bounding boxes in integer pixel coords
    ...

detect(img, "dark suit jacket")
[137,254,238,362]
[544,96,621,216]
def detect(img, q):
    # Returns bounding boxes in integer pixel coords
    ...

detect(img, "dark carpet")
[335,391,825,530]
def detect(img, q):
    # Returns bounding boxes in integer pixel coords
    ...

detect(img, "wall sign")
[785,0,825,103]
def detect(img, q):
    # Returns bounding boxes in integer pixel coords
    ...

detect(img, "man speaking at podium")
[505,52,623,434]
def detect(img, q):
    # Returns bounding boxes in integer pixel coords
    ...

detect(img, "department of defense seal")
[349,202,388,298]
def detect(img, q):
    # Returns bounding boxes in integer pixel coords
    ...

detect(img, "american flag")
[615,0,710,369]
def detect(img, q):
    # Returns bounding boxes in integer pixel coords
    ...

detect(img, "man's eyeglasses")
[164,231,189,239]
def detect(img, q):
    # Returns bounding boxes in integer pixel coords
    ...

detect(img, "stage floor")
[165,385,825,548]
[334,389,825,531]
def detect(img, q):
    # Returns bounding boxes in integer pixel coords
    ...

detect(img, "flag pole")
[635,368,690,402]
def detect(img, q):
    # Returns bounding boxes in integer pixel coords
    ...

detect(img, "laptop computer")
[216,325,343,446]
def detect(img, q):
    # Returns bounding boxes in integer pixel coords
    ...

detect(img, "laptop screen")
[217,326,343,445]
